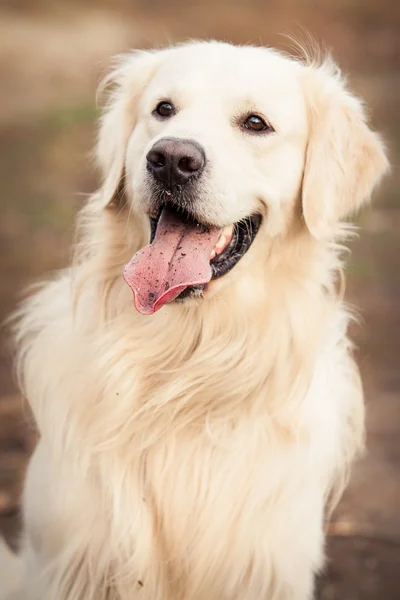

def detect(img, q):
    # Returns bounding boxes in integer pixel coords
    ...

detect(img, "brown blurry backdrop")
[0,1,399,598]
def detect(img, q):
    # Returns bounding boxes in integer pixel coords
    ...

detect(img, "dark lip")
[149,204,262,300]
[209,214,262,280]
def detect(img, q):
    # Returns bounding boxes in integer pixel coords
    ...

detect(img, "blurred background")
[0,1,399,598]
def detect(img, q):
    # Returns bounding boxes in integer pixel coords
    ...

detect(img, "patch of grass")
[39,104,99,132]
[347,258,373,278]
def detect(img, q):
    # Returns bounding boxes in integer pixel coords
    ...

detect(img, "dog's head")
[95,41,388,315]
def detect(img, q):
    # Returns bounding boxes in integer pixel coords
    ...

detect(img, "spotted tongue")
[123,207,222,315]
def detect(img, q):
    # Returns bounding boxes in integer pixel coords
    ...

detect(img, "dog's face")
[128,44,308,229]
[97,42,388,315]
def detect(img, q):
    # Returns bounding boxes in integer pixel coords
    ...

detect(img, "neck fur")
[70,203,345,453]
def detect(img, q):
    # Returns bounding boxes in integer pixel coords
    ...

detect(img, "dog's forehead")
[147,43,305,107]
[145,43,306,126]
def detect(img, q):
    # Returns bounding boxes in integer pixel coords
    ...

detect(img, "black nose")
[146,137,206,188]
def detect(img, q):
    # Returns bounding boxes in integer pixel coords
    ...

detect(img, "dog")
[9,41,388,600]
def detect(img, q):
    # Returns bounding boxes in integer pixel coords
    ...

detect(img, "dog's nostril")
[147,150,166,168]
[178,157,191,173]
[178,153,204,174]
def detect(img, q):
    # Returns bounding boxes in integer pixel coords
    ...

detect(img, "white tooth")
[223,224,234,237]
[216,235,227,249]
[210,249,216,260]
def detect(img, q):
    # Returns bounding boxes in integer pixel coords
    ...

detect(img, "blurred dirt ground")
[0,2,399,599]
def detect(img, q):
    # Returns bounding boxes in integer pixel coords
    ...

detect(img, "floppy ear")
[302,62,389,239]
[96,50,160,209]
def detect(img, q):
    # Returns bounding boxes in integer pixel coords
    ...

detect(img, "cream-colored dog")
[11,41,388,600]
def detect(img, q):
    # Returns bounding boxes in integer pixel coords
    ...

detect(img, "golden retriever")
[9,41,388,600]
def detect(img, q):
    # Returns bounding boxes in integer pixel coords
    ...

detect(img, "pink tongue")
[123,207,222,315]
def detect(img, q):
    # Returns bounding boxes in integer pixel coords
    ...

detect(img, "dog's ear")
[302,61,389,239]
[96,50,160,209]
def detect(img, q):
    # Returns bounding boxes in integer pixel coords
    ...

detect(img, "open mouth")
[150,209,261,299]
[124,204,261,315]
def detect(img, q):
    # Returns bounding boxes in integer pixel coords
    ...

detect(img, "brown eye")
[243,114,273,133]
[154,101,174,118]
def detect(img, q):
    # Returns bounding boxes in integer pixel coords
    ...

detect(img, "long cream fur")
[9,41,388,600]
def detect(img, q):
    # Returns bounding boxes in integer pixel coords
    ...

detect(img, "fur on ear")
[302,60,389,239]
[96,50,161,209]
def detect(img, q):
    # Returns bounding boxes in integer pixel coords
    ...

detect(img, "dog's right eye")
[153,101,175,118]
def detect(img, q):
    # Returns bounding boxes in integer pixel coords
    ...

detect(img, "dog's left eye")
[242,114,273,133]
[153,101,175,118]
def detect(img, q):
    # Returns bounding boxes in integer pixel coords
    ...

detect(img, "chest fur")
[91,417,326,599]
